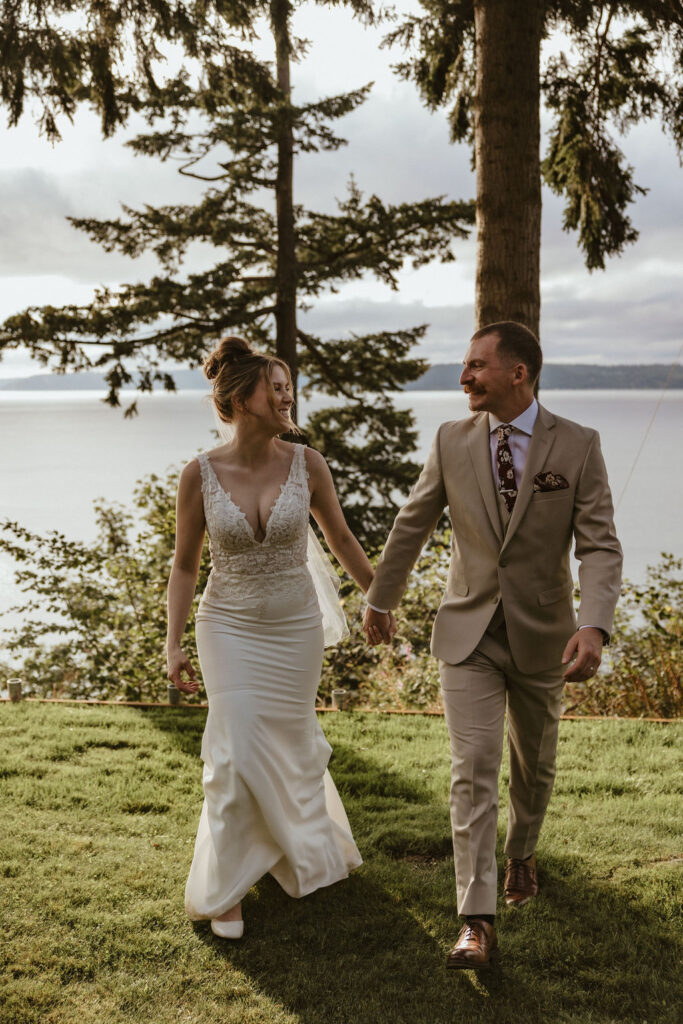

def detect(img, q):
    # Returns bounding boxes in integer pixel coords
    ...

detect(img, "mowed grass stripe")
[1,705,681,1024]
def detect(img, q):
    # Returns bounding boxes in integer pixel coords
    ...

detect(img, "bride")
[166,336,394,939]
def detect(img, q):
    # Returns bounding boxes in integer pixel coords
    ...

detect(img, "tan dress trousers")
[439,604,564,916]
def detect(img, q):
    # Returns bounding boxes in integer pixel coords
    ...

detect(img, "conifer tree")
[386,0,683,338]
[0,1,474,550]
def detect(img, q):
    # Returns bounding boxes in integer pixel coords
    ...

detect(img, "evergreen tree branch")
[541,10,681,268]
[0,0,472,550]
[299,326,430,398]
[385,1,682,282]
[296,328,358,401]
[591,2,618,137]
[298,183,473,291]
[381,1,476,143]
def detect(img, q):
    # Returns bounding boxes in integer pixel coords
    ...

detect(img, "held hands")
[362,606,397,646]
[167,647,201,694]
[561,627,603,683]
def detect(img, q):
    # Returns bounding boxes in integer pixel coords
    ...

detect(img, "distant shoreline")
[406,363,682,391]
[0,363,681,391]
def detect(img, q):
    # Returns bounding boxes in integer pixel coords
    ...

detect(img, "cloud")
[540,118,683,265]
[0,168,131,280]
[300,287,682,365]
[295,87,475,211]
[0,2,681,372]
[541,285,683,363]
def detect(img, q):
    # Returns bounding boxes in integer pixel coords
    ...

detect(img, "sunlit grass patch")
[1,705,681,1024]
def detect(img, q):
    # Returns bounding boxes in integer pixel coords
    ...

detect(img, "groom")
[363,322,622,968]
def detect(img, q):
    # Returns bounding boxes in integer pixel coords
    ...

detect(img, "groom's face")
[460,333,515,415]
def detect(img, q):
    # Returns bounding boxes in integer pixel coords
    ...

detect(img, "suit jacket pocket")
[537,581,574,606]
[450,577,469,597]
[531,489,572,502]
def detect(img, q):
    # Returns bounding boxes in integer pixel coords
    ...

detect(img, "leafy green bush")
[1,470,209,702]
[2,468,680,719]
[564,554,682,718]
[319,533,448,711]
[329,547,682,719]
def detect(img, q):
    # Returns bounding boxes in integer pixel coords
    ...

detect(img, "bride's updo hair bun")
[203,336,252,381]
[203,335,300,431]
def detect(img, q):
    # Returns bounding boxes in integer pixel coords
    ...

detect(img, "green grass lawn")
[1,705,681,1024]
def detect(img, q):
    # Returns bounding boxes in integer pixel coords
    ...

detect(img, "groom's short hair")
[472,321,542,386]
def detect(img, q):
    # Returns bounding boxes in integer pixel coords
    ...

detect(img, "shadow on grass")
[191,872,479,1023]
[188,855,680,1024]
[136,706,206,759]
[141,709,680,1022]
[138,710,431,802]
[330,740,454,861]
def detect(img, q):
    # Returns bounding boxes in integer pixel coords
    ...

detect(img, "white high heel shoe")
[210,918,244,940]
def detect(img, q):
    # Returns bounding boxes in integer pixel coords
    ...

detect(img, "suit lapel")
[501,403,556,553]
[466,412,504,545]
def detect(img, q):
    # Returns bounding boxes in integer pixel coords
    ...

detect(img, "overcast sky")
[1,1,682,379]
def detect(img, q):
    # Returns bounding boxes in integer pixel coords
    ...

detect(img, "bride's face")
[243,365,294,432]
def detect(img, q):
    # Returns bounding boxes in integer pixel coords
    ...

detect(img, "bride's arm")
[306,448,395,644]
[306,447,374,593]
[166,459,205,693]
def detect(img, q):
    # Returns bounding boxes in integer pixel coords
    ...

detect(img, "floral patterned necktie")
[496,424,517,513]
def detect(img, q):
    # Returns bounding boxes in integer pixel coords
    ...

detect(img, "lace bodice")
[197,444,311,606]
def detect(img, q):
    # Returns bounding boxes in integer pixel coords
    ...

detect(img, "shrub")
[319,533,448,711]
[564,554,682,718]
[0,469,209,702]
[2,467,680,718]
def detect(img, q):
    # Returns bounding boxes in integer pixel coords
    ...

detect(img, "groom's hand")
[561,627,603,682]
[363,607,396,646]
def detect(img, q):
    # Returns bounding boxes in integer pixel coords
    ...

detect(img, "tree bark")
[270,0,299,407]
[473,0,544,338]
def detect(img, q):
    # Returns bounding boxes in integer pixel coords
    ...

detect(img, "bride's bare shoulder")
[301,444,329,480]
[204,443,231,460]
[179,456,203,485]
[275,437,310,465]
[193,443,234,474]
[176,458,205,512]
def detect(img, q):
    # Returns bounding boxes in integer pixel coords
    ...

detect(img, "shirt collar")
[489,397,538,436]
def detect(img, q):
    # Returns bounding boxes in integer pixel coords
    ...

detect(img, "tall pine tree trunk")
[271,0,298,404]
[473,0,543,338]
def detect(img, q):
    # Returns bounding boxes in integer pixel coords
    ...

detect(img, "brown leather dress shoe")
[446,919,497,970]
[504,853,539,907]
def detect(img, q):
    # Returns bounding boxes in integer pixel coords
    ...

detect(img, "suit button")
[490,594,499,603]
[499,559,508,568]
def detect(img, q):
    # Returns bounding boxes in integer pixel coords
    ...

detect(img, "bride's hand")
[362,607,397,646]
[167,648,200,694]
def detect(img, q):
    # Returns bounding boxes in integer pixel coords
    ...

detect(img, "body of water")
[0,388,680,626]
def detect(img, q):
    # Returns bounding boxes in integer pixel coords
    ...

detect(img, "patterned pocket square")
[533,472,569,492]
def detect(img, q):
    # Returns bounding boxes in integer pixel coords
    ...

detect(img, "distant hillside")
[405,363,683,390]
[1,363,680,391]
[0,369,208,391]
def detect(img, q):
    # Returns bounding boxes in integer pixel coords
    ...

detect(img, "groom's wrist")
[367,602,389,614]
[579,624,608,644]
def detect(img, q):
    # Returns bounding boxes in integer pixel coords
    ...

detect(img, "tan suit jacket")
[366,404,623,674]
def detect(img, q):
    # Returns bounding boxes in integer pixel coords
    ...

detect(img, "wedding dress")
[185,443,362,920]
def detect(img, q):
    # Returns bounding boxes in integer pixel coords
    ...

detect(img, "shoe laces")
[463,922,484,944]
[507,858,532,890]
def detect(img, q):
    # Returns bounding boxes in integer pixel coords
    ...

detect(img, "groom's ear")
[512,362,528,385]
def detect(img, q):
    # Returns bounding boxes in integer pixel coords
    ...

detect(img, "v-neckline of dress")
[205,445,299,546]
